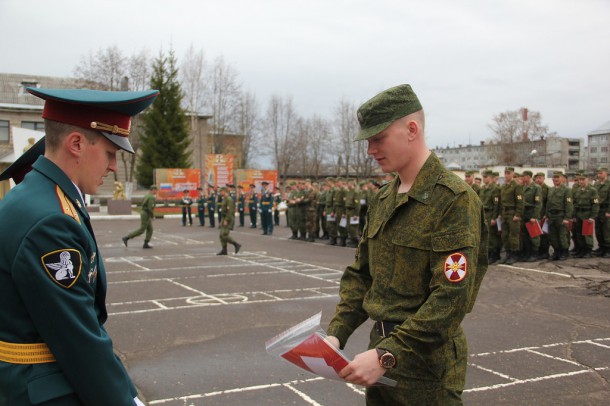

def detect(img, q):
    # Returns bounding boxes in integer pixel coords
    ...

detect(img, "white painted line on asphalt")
[525,349,583,366]
[497,264,571,278]
[469,362,518,381]
[283,383,325,406]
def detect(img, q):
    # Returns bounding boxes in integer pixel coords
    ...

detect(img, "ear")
[64,131,85,158]
[405,119,419,142]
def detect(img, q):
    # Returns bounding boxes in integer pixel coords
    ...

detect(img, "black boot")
[143,241,152,249]
[122,236,129,247]
[580,248,592,259]
[289,231,298,240]
[307,234,315,242]
[217,247,228,255]
[234,243,241,254]
[346,238,358,248]
[505,251,517,265]
[339,237,347,247]
[559,249,569,261]
[602,249,610,258]
[327,237,337,246]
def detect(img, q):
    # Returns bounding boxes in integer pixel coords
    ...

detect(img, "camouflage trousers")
[306,208,317,236]
[219,225,237,249]
[595,214,610,249]
[501,213,521,252]
[485,214,501,257]
[127,212,153,242]
[366,326,466,405]
[346,209,359,240]
[574,217,594,250]
[548,216,570,251]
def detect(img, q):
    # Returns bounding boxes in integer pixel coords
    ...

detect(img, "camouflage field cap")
[465,170,477,176]
[535,172,545,177]
[522,170,533,177]
[552,171,563,177]
[597,167,609,173]
[354,84,423,141]
[492,171,500,177]
[505,166,515,173]
[482,169,493,176]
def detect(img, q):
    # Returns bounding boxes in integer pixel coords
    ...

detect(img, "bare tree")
[235,90,259,168]
[303,115,331,178]
[206,55,242,154]
[265,94,298,184]
[333,99,359,176]
[488,107,556,165]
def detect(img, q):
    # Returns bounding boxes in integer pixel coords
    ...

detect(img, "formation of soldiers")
[474,166,610,264]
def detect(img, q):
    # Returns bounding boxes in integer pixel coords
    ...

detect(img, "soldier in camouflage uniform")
[216,187,241,255]
[333,178,348,246]
[543,171,573,260]
[465,170,480,195]
[287,182,299,239]
[326,84,488,406]
[534,172,550,259]
[479,169,501,263]
[317,180,329,239]
[305,180,318,241]
[593,167,610,257]
[499,167,524,264]
[345,179,361,247]
[572,174,599,258]
[518,170,542,262]
[295,180,310,240]
[324,178,337,245]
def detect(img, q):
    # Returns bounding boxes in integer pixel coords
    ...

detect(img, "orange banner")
[234,169,279,193]
[154,168,201,199]
[205,154,235,188]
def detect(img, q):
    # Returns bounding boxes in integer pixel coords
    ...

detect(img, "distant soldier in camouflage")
[479,169,501,263]
[499,167,524,264]
[317,180,329,239]
[594,167,610,257]
[344,179,361,248]
[519,170,542,262]
[305,180,318,242]
[543,171,573,260]
[296,180,310,240]
[572,174,599,258]
[333,178,348,246]
[326,84,487,406]
[287,181,299,239]
[324,178,337,245]
[534,172,550,259]
[216,187,241,255]
[465,170,480,195]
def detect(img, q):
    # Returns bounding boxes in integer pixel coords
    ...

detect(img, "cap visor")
[102,132,134,153]
[354,120,394,141]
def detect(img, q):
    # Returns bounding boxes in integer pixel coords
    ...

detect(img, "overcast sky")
[1,0,609,149]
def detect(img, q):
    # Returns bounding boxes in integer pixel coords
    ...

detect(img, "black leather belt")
[375,321,400,338]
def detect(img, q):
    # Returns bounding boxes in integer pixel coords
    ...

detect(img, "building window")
[591,147,597,153]
[21,121,45,132]
[602,147,608,153]
[0,120,9,143]
[602,157,608,163]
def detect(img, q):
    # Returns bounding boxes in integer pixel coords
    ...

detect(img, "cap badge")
[444,252,467,283]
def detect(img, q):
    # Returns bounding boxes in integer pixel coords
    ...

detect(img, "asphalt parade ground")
[92,216,610,405]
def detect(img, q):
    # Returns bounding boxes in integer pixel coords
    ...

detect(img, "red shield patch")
[444,253,467,283]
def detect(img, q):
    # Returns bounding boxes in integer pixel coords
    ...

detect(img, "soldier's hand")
[338,349,386,386]
[530,218,537,223]
[325,336,340,349]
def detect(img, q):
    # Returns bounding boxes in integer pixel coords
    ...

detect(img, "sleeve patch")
[41,249,82,288]
[444,252,468,283]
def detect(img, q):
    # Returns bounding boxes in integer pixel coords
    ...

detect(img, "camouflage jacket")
[327,154,488,363]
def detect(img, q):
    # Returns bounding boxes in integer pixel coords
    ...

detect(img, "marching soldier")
[544,171,573,260]
[216,186,241,255]
[499,167,524,264]
[572,173,599,258]
[594,167,610,257]
[123,185,158,249]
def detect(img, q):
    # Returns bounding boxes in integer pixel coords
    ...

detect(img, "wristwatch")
[376,348,396,369]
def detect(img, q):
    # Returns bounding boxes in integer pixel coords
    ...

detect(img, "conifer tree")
[136,49,191,187]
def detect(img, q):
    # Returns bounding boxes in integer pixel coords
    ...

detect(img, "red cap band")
[42,99,131,137]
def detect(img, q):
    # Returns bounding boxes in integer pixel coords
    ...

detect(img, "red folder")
[582,220,595,236]
[525,220,543,238]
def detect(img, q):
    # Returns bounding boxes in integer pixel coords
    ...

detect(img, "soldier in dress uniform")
[181,189,194,226]
[519,170,542,262]
[325,84,487,405]
[206,186,216,227]
[197,187,206,226]
[260,181,274,235]
[123,185,158,248]
[499,167,524,264]
[480,169,501,263]
[534,172,550,259]
[0,87,158,405]
[543,171,573,260]
[572,173,599,258]
[273,186,282,226]
[593,167,610,257]
[237,185,246,227]
[247,184,258,228]
[216,186,241,255]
